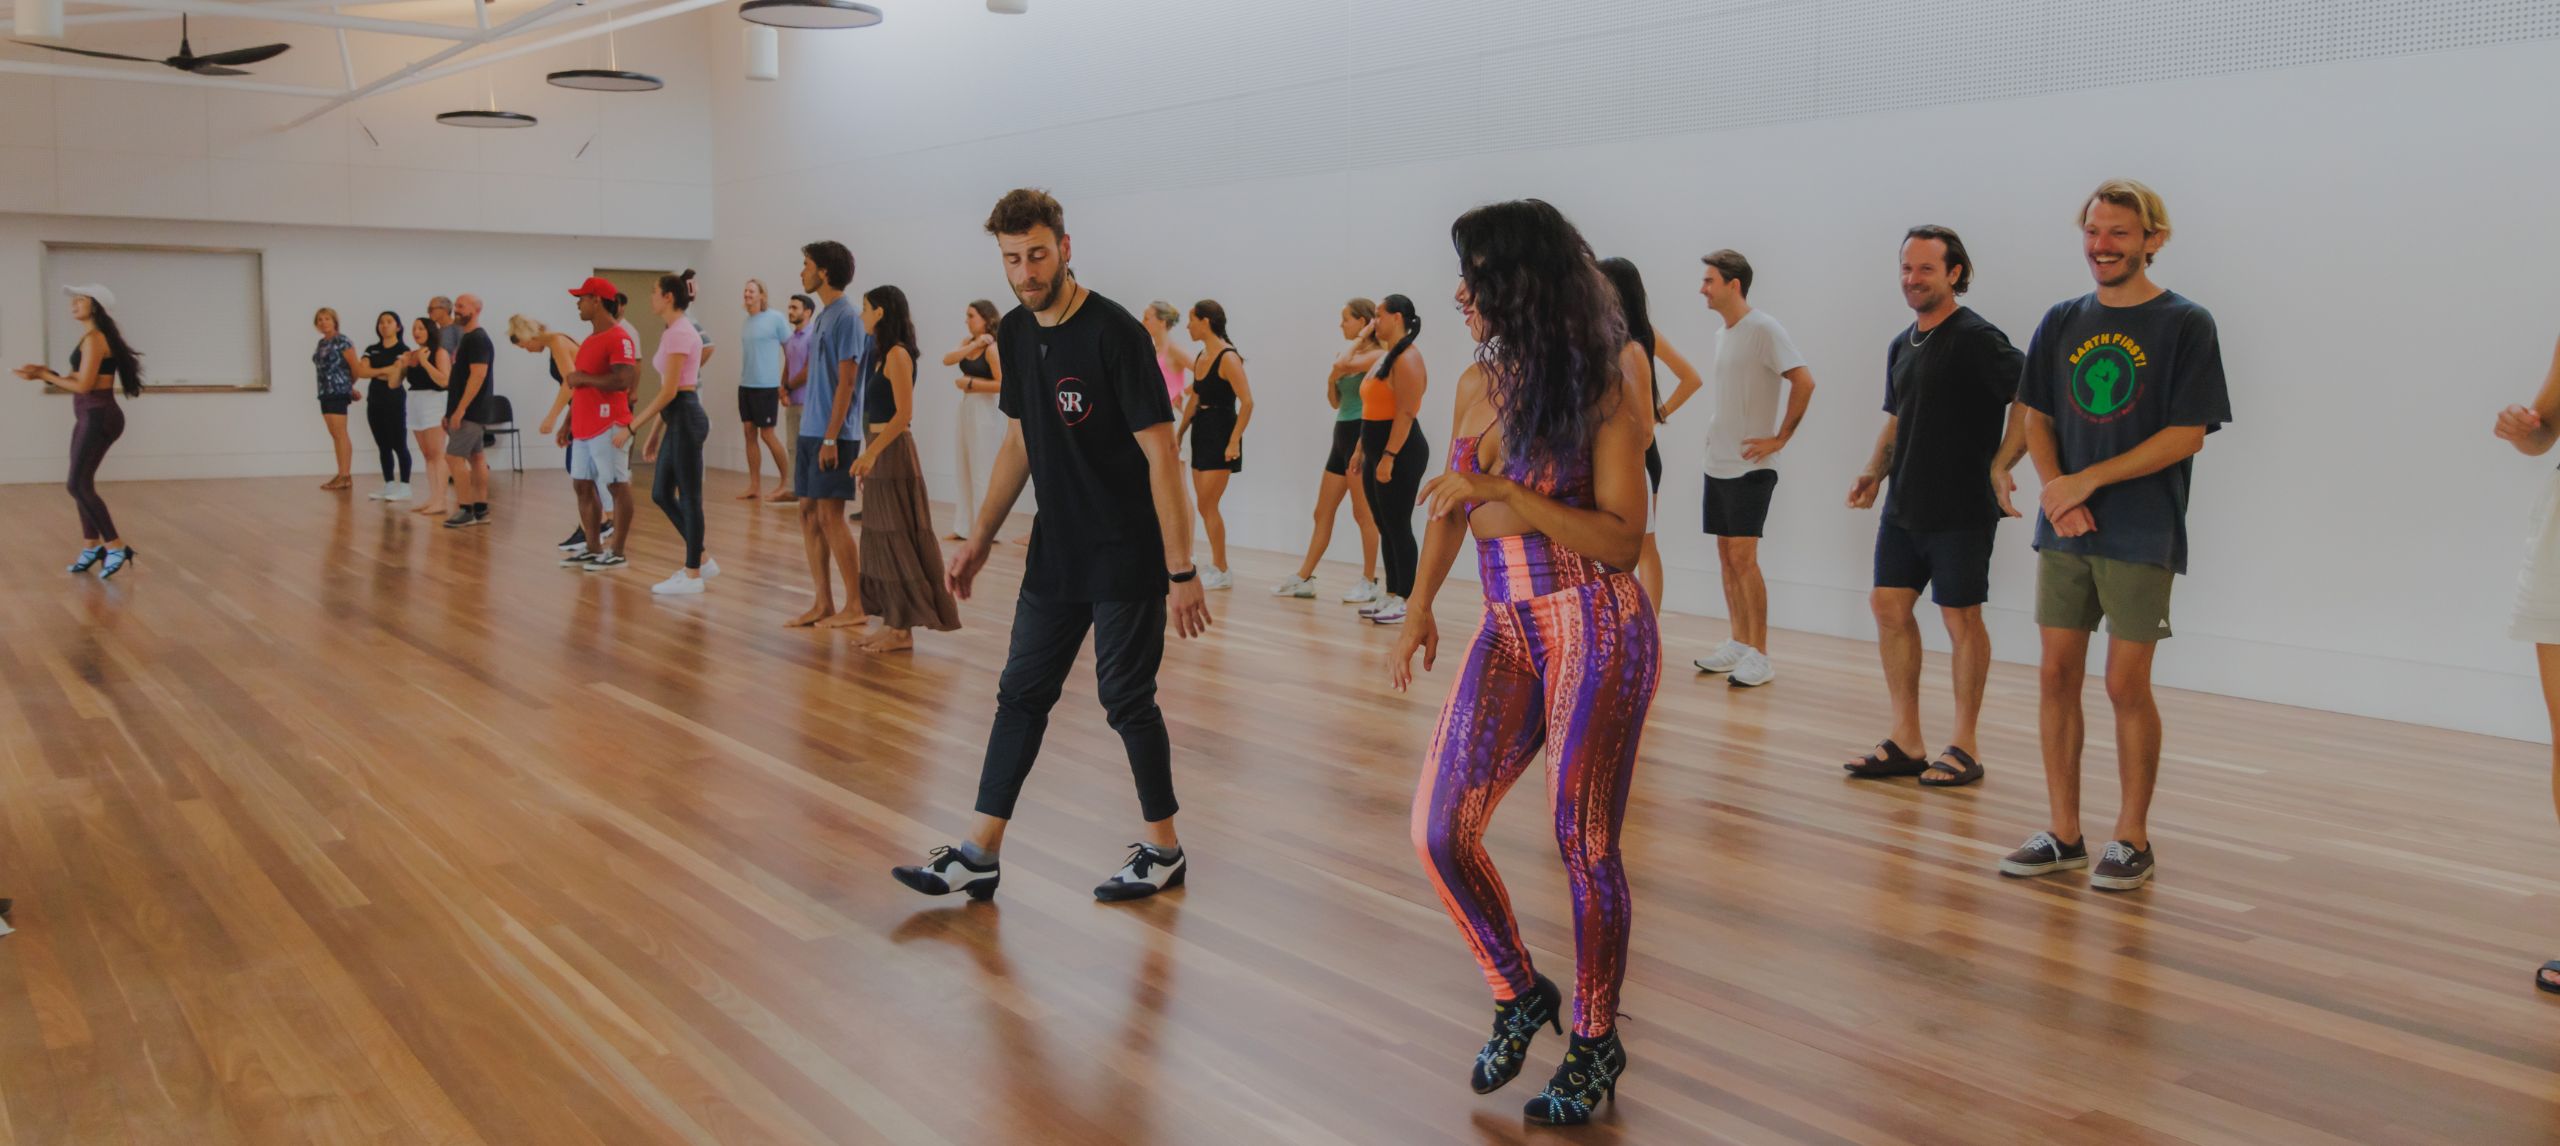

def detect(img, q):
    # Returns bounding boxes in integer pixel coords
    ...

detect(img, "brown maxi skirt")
[859,433,963,632]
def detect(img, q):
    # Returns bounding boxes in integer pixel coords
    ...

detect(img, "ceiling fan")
[15,15,290,76]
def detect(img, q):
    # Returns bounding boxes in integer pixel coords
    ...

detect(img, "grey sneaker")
[1998,831,2089,877]
[2088,841,2155,891]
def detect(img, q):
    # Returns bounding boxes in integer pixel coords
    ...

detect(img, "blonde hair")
[506,314,547,346]
[1146,300,1180,326]
[1345,297,1380,349]
[2079,178,2171,265]
[313,306,338,329]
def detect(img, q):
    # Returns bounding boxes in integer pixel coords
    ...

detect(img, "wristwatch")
[1167,566,1198,584]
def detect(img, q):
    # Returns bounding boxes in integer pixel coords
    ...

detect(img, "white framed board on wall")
[40,242,270,393]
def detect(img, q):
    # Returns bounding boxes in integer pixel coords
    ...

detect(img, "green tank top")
[1333,369,1365,422]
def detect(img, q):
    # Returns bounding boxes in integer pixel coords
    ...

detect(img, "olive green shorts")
[2035,550,2174,641]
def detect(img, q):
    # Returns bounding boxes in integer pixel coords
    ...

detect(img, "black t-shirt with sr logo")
[996,287,1175,601]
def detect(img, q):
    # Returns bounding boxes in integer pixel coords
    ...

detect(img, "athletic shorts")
[567,432,631,485]
[406,390,446,432]
[2035,549,2173,640]
[1323,419,1362,476]
[1874,521,1996,608]
[1703,470,1778,538]
[1189,407,1242,473]
[795,435,861,501]
[738,386,779,428]
[447,419,488,457]
[319,393,353,417]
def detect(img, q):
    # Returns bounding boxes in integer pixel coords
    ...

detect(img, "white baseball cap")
[62,283,115,308]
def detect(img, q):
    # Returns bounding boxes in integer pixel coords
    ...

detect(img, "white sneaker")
[1693,639,1748,674]
[1202,566,1233,591]
[366,486,392,501]
[1340,578,1381,604]
[385,481,411,502]
[700,556,721,580]
[652,571,706,596]
[1367,595,1408,624]
[1272,576,1317,598]
[1729,648,1774,687]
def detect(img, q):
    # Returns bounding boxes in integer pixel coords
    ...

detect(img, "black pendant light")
[739,0,882,30]
[437,108,537,128]
[548,10,662,92]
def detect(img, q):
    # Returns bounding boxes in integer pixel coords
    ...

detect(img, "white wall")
[696,1,2560,742]
[0,7,717,239]
[0,211,704,481]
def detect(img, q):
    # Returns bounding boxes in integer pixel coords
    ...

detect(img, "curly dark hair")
[984,188,1065,237]
[1450,199,1626,467]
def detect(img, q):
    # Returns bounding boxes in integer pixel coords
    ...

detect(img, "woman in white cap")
[16,284,144,578]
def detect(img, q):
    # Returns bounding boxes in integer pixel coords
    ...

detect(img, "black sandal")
[2537,961,2560,995]
[1918,746,1985,788]
[1843,741,1927,779]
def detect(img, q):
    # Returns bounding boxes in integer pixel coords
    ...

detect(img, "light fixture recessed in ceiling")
[739,0,882,30]
[547,67,664,91]
[436,109,539,128]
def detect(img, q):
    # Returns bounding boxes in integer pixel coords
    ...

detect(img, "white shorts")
[568,432,632,485]
[2513,469,2560,643]
[407,390,446,432]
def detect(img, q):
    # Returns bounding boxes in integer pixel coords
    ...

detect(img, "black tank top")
[960,348,993,380]
[863,346,899,422]
[1194,347,1238,410]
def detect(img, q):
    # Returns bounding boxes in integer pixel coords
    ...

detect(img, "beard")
[1012,267,1068,311]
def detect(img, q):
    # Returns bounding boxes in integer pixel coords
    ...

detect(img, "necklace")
[1907,323,1934,347]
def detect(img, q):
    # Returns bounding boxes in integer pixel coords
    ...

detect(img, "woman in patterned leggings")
[1390,199,1660,1127]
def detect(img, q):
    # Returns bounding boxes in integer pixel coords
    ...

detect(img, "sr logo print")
[1054,377,1092,426]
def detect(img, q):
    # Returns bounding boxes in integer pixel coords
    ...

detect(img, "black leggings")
[69,393,125,542]
[652,391,710,569]
[1361,419,1429,598]
[366,382,410,482]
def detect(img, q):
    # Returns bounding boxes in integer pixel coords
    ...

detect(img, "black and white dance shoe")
[891,845,1002,900]
[1092,843,1186,902]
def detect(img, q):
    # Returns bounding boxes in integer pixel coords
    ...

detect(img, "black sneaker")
[442,508,475,529]
[892,845,1001,900]
[2089,840,2155,891]
[1997,830,2088,877]
[558,527,588,552]
[1471,973,1564,1094]
[559,550,597,568]
[1093,843,1185,902]
[1523,1030,1627,1126]
[581,553,627,571]
[68,546,104,573]
[467,505,491,526]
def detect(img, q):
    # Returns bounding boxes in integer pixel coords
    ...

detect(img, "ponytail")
[658,269,697,312]
[1191,299,1237,357]
[1374,293,1420,378]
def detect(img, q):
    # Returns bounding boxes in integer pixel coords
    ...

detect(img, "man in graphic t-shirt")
[892,188,1210,906]
[1997,179,2232,893]
[558,277,640,570]
[788,241,869,629]
[1842,225,2026,791]
[1692,249,1816,689]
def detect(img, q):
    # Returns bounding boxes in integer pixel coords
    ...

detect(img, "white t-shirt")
[1703,308,1807,479]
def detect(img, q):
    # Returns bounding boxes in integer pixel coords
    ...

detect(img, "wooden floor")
[2,470,2558,1145]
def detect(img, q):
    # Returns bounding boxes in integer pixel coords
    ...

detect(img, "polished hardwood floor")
[2,469,2557,1145]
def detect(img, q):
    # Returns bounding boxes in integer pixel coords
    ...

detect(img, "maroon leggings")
[69,392,124,541]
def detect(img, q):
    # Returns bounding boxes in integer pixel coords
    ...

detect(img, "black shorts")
[320,393,354,417]
[794,435,861,501]
[1323,420,1362,476]
[738,387,779,428]
[1703,470,1778,538]
[1874,520,1996,608]
[1644,439,1662,494]
[1190,407,1242,473]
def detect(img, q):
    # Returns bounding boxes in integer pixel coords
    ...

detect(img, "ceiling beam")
[275,0,578,130]
[92,0,482,40]
[376,0,728,98]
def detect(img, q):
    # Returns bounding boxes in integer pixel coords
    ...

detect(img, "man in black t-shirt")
[433,293,499,528]
[1842,226,2025,792]
[1996,180,2232,893]
[893,189,1212,905]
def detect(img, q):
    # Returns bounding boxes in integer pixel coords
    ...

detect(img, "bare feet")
[816,609,868,629]
[733,488,762,500]
[764,489,797,504]
[786,602,832,627]
[943,533,967,542]
[858,628,915,653]
[321,475,351,491]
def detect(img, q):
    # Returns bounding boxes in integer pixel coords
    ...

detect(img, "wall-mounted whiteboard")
[41,243,269,392]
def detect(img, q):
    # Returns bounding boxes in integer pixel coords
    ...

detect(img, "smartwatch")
[1167,566,1198,584]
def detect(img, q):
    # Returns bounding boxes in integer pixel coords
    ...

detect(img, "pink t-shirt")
[654,317,702,390]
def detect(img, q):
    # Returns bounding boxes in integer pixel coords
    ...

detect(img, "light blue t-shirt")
[801,296,869,440]
[740,310,787,389]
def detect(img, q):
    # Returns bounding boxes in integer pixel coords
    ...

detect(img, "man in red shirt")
[559,277,641,569]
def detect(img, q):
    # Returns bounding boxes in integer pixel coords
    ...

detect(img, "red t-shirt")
[570,327,639,440]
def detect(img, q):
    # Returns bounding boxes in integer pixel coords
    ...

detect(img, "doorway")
[596,268,673,413]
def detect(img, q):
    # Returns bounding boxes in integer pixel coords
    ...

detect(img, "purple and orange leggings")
[1412,533,1660,1038]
